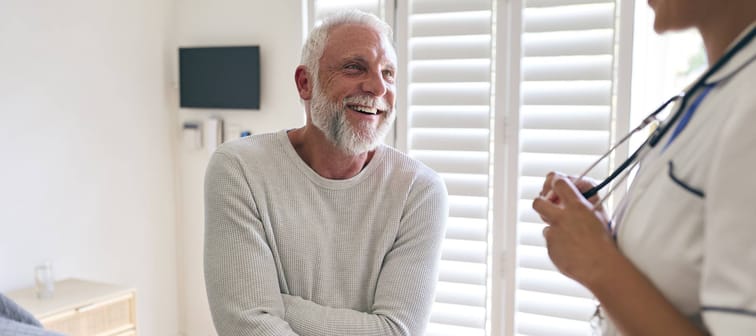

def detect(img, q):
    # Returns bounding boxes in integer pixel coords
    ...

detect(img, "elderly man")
[203,9,448,336]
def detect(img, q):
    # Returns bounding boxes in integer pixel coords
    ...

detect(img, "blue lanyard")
[663,83,716,150]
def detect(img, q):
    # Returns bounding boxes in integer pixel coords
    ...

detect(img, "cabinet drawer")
[41,293,136,336]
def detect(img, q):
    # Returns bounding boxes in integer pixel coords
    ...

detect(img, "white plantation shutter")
[309,0,632,335]
[514,1,619,335]
[402,1,493,335]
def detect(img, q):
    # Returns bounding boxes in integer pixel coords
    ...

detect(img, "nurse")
[532,0,756,335]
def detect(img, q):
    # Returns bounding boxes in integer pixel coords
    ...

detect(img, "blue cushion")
[0,293,64,336]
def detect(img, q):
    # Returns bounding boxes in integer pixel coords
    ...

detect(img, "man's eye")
[345,64,364,71]
[383,70,395,81]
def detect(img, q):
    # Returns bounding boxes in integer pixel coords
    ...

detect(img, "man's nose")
[361,70,388,97]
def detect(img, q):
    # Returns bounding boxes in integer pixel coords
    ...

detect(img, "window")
[308,1,632,335]
[630,2,704,149]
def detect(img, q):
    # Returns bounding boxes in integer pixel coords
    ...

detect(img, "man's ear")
[295,66,313,100]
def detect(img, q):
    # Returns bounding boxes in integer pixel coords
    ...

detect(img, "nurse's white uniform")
[603,23,756,335]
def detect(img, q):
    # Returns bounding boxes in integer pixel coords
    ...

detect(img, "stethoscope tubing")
[581,25,756,200]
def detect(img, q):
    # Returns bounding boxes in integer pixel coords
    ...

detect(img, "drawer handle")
[76,294,133,313]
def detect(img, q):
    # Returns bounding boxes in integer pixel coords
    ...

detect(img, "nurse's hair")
[300,9,394,81]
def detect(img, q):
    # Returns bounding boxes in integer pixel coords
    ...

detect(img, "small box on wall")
[204,117,223,153]
[179,46,261,110]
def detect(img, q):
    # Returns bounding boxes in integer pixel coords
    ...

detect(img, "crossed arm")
[204,151,448,336]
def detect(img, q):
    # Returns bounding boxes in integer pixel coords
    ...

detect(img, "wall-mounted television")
[179,46,260,110]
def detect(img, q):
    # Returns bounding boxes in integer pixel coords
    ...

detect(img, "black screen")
[179,46,260,110]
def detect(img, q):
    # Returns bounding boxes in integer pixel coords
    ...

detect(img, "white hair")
[300,9,393,81]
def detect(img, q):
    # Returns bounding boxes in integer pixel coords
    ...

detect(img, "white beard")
[309,82,395,155]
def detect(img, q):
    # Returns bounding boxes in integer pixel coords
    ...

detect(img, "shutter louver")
[515,1,618,335]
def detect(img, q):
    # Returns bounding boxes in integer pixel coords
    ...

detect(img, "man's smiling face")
[309,23,397,155]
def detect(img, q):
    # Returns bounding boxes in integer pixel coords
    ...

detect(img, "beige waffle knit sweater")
[204,130,448,336]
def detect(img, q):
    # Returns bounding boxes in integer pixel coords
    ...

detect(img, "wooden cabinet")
[5,278,137,336]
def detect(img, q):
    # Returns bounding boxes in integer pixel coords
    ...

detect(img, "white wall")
[0,0,304,334]
[0,0,179,335]
[172,1,305,335]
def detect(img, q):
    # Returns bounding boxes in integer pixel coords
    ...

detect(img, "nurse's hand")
[532,174,616,287]
[539,171,602,207]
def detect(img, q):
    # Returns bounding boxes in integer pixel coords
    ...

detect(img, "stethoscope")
[579,24,756,201]
[586,25,756,331]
